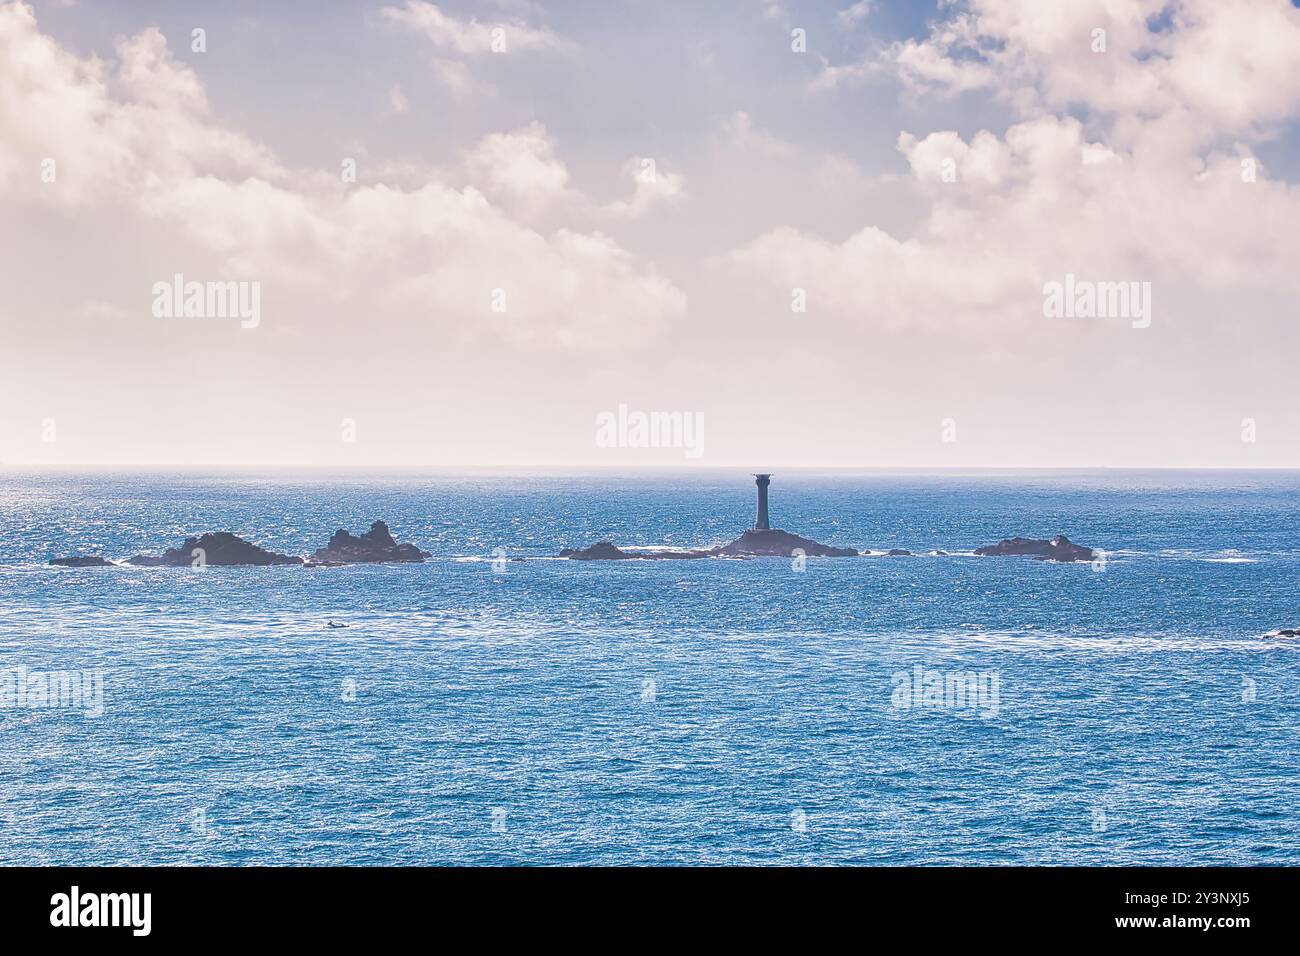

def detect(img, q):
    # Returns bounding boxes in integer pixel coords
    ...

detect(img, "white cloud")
[718,110,795,155]
[386,83,409,114]
[837,1,874,26]
[0,3,683,351]
[897,129,1009,186]
[428,55,477,95]
[731,113,1300,330]
[379,0,567,55]
[378,1,569,97]
[861,0,1300,138]
[734,1,1300,335]
[603,157,686,219]
[463,124,685,221]
[463,121,570,213]
[0,4,279,206]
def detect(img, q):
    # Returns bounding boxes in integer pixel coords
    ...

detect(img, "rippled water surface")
[1,469,1297,864]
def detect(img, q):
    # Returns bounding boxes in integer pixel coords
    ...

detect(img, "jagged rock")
[308,521,429,564]
[711,528,858,558]
[1263,629,1300,639]
[50,555,114,567]
[973,535,1097,563]
[127,532,303,566]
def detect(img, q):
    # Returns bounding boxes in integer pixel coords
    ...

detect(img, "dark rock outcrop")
[560,541,635,560]
[560,528,858,560]
[128,532,303,566]
[50,555,114,567]
[1263,629,1300,639]
[308,521,428,564]
[974,535,1097,563]
[559,541,711,560]
[886,549,912,556]
[711,528,858,558]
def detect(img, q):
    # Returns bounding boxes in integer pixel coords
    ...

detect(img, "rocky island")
[559,475,859,559]
[711,527,858,557]
[51,520,430,568]
[973,535,1097,563]
[308,521,429,564]
[126,532,303,566]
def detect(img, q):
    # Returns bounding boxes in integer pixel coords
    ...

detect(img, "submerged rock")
[308,521,429,564]
[711,528,858,558]
[974,535,1097,563]
[1262,629,1300,639]
[127,532,303,567]
[50,555,114,567]
[886,549,912,556]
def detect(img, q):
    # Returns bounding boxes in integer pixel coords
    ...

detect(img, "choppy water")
[1,469,1297,864]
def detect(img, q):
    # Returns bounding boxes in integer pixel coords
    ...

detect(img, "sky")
[2,0,1300,467]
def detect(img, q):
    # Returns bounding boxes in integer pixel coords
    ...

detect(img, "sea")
[1,468,1297,865]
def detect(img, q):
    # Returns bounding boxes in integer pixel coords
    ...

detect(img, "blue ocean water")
[1,469,1297,865]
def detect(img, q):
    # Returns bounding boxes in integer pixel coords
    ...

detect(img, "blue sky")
[4,0,1300,466]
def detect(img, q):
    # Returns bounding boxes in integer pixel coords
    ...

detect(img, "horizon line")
[4,463,1300,472]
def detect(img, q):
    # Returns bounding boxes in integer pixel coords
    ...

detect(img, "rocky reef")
[559,528,858,560]
[308,521,429,564]
[1262,628,1300,639]
[127,532,303,566]
[974,535,1097,563]
[50,555,115,567]
[45,479,1104,573]
[558,541,712,560]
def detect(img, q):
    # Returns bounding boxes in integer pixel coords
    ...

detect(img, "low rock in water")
[127,532,303,566]
[973,535,1097,563]
[50,555,115,568]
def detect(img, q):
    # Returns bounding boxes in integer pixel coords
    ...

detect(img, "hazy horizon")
[4,0,1300,467]
[5,462,1300,474]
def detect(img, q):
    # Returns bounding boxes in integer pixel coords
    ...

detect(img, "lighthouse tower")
[753,474,772,530]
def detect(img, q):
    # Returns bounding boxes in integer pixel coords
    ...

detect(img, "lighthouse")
[753,474,772,530]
